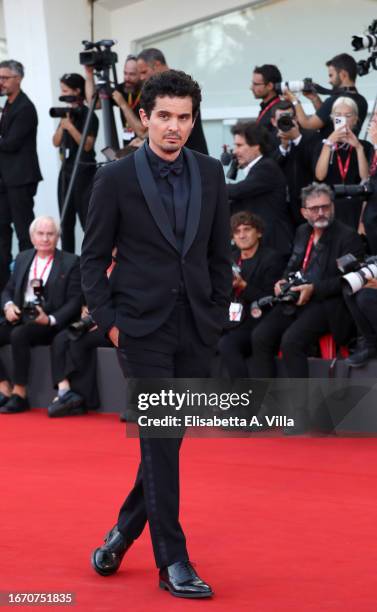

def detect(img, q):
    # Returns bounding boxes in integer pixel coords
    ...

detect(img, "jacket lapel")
[44,249,62,308]
[15,249,35,305]
[182,147,201,257]
[134,145,178,252]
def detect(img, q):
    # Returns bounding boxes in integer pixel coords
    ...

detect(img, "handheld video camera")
[250,271,308,318]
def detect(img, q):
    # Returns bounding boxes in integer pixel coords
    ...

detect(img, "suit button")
[171,288,178,294]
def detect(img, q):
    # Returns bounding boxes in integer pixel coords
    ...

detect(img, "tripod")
[59,61,119,241]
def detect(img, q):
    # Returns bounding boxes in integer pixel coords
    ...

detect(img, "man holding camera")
[271,101,319,226]
[251,183,364,383]
[250,64,282,132]
[0,216,81,414]
[285,54,368,137]
[0,60,42,293]
[343,277,377,367]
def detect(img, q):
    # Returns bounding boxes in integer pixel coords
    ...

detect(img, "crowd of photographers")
[1,45,377,420]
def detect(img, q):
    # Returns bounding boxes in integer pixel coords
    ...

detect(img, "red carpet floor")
[1,410,377,611]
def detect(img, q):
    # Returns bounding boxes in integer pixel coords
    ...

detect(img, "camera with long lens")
[49,95,82,119]
[337,253,377,295]
[79,39,118,71]
[276,112,295,132]
[351,20,377,76]
[333,180,375,199]
[67,314,96,341]
[250,271,308,318]
[274,78,314,96]
[22,279,45,322]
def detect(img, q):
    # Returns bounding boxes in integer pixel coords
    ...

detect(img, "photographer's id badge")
[229,302,243,322]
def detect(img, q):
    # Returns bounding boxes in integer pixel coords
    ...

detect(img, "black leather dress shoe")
[91,525,132,576]
[0,394,30,414]
[0,392,10,408]
[48,391,86,418]
[345,347,377,368]
[159,561,213,598]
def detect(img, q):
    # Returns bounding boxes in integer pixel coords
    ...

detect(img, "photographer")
[250,64,282,132]
[53,73,99,252]
[227,120,293,257]
[0,217,81,414]
[314,97,372,229]
[343,279,377,367]
[271,101,319,226]
[85,55,145,145]
[251,183,364,380]
[285,54,368,137]
[218,212,284,377]
[362,115,377,253]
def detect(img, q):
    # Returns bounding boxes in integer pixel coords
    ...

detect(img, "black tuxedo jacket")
[284,220,365,343]
[81,144,232,346]
[1,249,82,329]
[0,91,42,187]
[227,157,293,256]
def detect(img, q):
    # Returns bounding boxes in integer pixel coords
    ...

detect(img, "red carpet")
[1,410,377,611]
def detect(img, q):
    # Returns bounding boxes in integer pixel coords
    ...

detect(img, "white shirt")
[244,155,263,177]
[279,134,303,156]
[24,254,54,303]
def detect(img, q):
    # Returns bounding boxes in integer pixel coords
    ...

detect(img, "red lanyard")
[335,145,353,182]
[302,233,315,271]
[370,150,377,177]
[127,91,141,110]
[257,97,280,124]
[33,255,54,281]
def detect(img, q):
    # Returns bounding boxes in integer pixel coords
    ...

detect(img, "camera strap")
[335,145,353,182]
[302,232,315,271]
[257,97,280,123]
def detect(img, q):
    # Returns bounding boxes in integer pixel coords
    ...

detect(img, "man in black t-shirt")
[250,64,282,133]
[111,55,144,145]
[284,53,368,137]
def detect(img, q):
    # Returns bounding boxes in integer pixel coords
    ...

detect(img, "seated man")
[0,216,81,413]
[251,182,365,380]
[226,120,293,257]
[343,279,377,367]
[218,211,284,377]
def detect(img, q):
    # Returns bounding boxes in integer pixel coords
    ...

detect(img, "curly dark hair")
[231,120,272,155]
[230,211,264,236]
[140,69,202,118]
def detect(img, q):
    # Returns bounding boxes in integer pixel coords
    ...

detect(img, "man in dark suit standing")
[81,70,231,598]
[0,216,81,413]
[0,60,42,293]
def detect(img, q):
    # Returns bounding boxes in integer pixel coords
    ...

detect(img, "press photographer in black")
[52,73,99,252]
[271,101,318,226]
[218,211,284,378]
[250,64,282,132]
[343,276,377,368]
[251,183,364,380]
[227,120,293,257]
[314,97,372,230]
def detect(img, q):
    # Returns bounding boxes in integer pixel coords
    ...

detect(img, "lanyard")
[127,91,141,110]
[33,255,54,281]
[257,97,280,124]
[302,233,315,271]
[335,145,353,182]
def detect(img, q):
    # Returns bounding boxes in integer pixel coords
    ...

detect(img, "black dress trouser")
[115,300,215,569]
[344,288,377,346]
[251,302,330,378]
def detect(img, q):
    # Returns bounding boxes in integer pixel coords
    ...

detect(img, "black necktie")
[159,159,186,251]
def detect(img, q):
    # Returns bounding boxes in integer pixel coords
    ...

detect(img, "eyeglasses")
[0,75,17,81]
[252,81,266,87]
[333,113,355,119]
[305,204,332,214]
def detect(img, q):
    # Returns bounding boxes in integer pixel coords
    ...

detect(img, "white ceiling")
[95,0,144,10]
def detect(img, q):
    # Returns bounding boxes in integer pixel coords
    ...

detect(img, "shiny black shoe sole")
[159,581,213,598]
[91,547,119,576]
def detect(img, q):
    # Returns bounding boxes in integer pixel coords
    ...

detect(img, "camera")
[49,94,83,118]
[276,112,295,132]
[333,180,375,199]
[337,253,377,295]
[274,78,314,96]
[79,39,118,71]
[351,20,377,76]
[22,279,45,322]
[250,271,308,318]
[67,314,96,341]
[220,147,239,180]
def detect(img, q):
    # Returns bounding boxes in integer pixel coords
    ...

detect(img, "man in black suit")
[0,60,42,293]
[0,216,81,414]
[219,211,284,377]
[251,182,365,380]
[227,120,293,257]
[81,70,231,598]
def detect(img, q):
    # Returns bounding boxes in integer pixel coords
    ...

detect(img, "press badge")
[229,302,243,322]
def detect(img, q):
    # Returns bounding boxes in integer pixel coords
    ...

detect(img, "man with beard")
[250,182,364,380]
[85,54,145,144]
[284,53,368,137]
